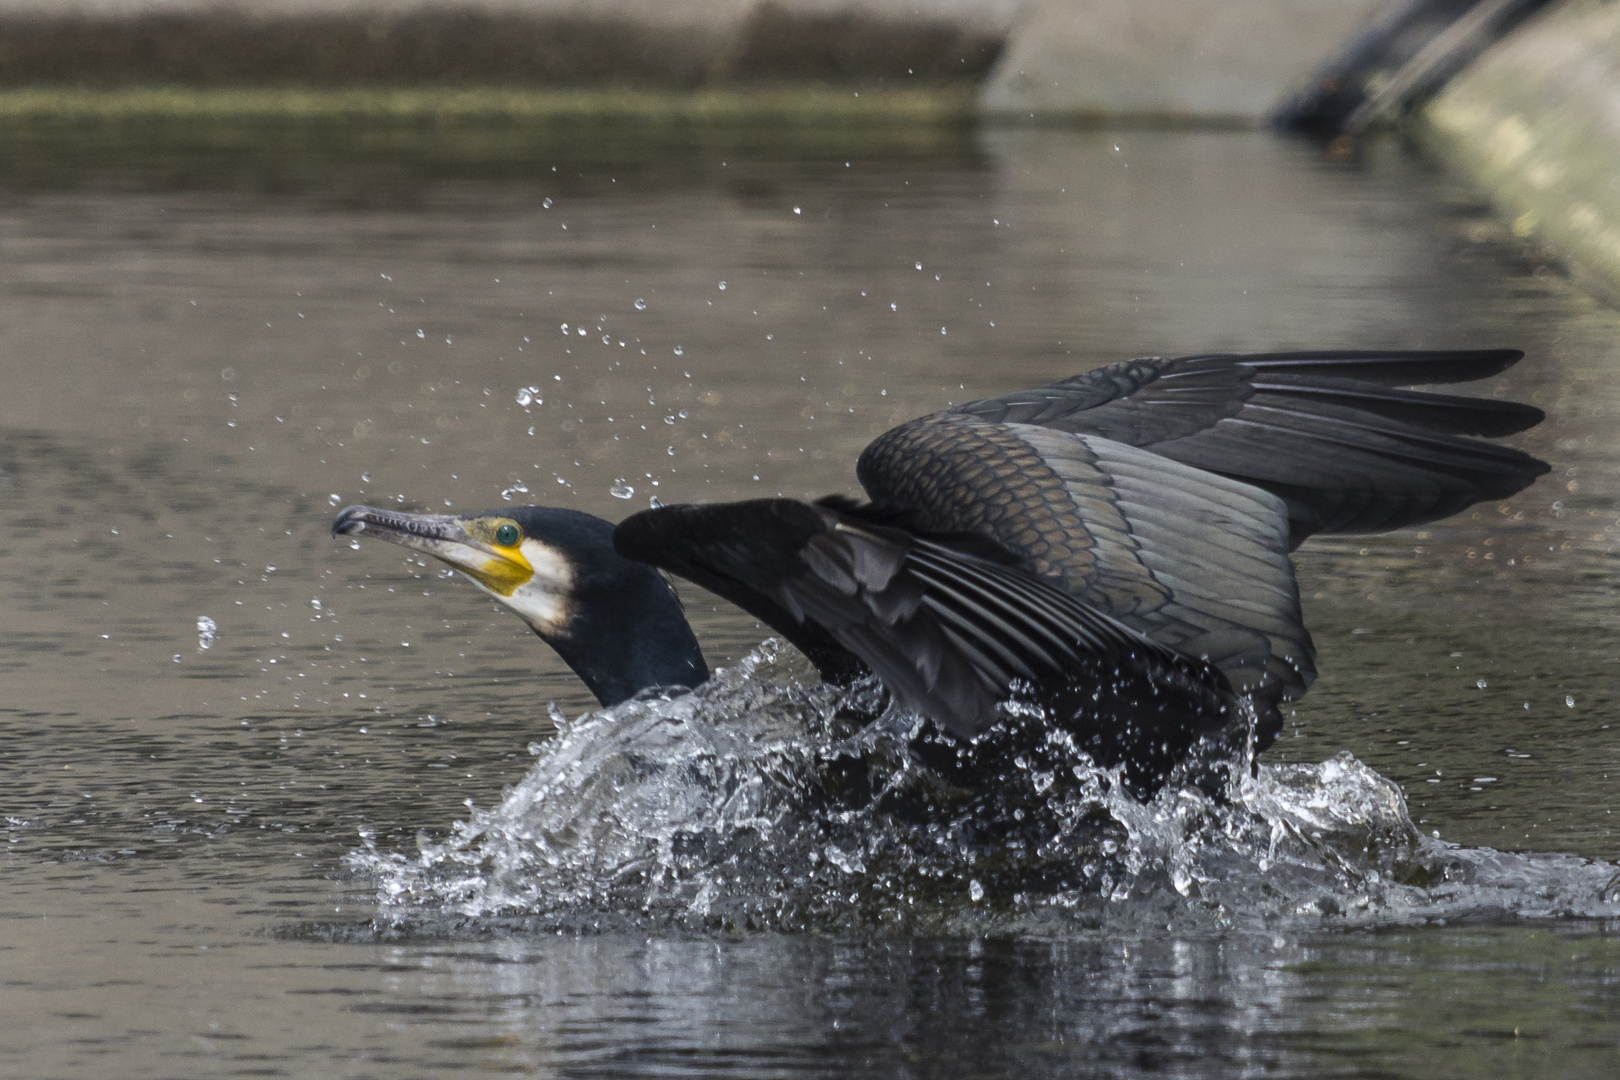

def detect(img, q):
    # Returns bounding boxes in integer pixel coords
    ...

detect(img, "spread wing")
[858,416,1313,712]
[612,498,1237,769]
[933,350,1549,545]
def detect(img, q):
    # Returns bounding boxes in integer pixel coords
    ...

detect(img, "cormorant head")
[332,504,708,705]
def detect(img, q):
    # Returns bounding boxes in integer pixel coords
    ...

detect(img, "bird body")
[334,349,1547,795]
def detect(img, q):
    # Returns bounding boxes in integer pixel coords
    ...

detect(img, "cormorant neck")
[533,561,708,707]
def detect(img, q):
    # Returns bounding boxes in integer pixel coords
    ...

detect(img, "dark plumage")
[336,349,1548,795]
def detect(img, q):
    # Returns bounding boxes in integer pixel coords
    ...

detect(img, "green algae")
[0,85,975,128]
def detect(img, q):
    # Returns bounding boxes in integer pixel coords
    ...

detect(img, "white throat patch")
[470,538,575,638]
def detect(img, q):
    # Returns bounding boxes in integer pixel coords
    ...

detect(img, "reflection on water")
[4,123,1620,1076]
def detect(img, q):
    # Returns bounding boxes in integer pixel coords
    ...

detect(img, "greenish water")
[2,122,1618,1077]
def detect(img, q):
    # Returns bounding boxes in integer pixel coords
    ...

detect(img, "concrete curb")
[1423,0,1620,303]
[0,1,1008,89]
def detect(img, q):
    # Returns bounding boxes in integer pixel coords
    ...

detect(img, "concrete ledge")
[0,2,1006,88]
[1423,0,1620,301]
[0,0,1420,125]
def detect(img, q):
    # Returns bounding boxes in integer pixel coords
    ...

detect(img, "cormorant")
[333,349,1547,794]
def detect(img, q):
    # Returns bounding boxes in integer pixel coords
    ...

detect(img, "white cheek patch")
[473,538,575,637]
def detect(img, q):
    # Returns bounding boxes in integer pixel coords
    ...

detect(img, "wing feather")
[616,499,1232,755]
[858,415,1313,707]
[929,349,1548,544]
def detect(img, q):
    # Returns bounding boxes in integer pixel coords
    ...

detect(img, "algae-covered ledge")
[1422,0,1620,303]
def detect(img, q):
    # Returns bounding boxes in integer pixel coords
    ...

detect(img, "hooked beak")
[332,505,534,596]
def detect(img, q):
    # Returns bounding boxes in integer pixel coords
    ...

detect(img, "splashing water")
[349,642,1620,935]
[196,616,216,651]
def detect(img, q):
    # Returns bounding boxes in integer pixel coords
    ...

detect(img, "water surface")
[4,123,1620,1077]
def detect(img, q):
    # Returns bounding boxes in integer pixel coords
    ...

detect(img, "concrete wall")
[0,1,1015,87]
[0,0,1388,122]
[1423,0,1620,301]
[980,0,1388,123]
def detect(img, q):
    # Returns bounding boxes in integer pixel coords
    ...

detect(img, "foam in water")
[348,641,1620,934]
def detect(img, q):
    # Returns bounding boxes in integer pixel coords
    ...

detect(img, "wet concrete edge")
[1421,0,1620,306]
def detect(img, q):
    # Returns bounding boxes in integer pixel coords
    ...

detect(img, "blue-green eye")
[495,523,521,547]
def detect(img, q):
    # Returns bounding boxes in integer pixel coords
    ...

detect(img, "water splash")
[196,616,216,651]
[349,642,1620,935]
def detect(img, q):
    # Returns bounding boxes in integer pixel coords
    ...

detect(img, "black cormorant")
[333,349,1547,793]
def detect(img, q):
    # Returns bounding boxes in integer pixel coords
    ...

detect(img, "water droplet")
[610,481,634,499]
[673,346,684,356]
[560,323,569,333]
[415,329,425,339]
[1567,694,1576,707]
[542,197,553,208]
[328,493,342,505]
[196,616,217,651]
[350,539,362,550]
[678,409,689,419]
[173,654,182,663]
[1477,679,1488,689]
[501,482,530,501]
[914,261,923,270]
[515,386,542,406]
[718,281,727,291]
[360,471,371,482]
[578,327,587,336]
[968,879,984,902]
[648,494,663,508]
[940,326,948,335]
[793,207,801,215]
[634,298,647,311]
[890,302,897,311]
[311,598,322,610]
